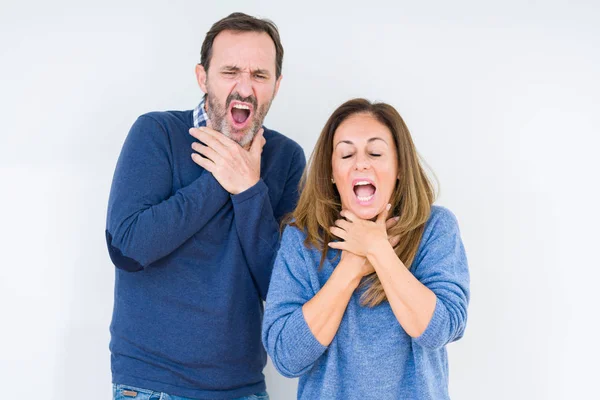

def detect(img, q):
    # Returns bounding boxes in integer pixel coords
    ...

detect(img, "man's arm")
[189,126,306,300]
[106,115,229,271]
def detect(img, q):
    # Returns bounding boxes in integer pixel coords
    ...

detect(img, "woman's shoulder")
[421,205,462,242]
[280,223,325,262]
[280,224,313,254]
[277,224,328,281]
[428,205,459,228]
[281,223,307,242]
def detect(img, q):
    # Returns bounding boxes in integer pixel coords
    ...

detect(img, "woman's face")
[331,113,398,220]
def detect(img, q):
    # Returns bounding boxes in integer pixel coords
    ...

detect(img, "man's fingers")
[200,126,236,148]
[191,142,220,164]
[191,153,215,172]
[250,128,266,157]
[189,128,229,156]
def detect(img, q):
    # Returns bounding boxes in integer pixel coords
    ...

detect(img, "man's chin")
[225,128,255,147]
[218,116,261,147]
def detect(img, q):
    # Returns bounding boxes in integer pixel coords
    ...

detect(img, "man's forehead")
[211,30,277,72]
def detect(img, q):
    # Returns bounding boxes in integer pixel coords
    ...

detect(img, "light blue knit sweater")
[262,206,470,399]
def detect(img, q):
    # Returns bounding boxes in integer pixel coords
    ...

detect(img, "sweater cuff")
[413,296,449,349]
[284,307,327,366]
[231,179,268,205]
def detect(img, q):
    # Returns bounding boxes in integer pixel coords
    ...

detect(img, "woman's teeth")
[353,181,376,202]
[357,194,374,201]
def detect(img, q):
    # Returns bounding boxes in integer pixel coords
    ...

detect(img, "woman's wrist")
[334,258,364,290]
[366,237,392,261]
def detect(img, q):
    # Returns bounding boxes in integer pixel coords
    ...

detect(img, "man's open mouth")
[353,179,377,203]
[229,101,253,127]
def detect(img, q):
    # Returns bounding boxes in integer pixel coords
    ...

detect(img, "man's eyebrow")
[221,65,240,71]
[252,69,271,76]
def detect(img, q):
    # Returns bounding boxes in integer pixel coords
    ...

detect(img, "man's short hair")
[200,12,284,79]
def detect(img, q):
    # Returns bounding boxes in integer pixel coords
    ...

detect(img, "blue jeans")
[113,384,269,400]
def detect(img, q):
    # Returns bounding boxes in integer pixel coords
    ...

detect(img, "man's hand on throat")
[189,125,266,195]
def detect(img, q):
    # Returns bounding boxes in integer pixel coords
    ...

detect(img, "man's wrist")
[232,177,260,195]
[230,178,266,203]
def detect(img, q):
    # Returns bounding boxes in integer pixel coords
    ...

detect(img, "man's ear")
[195,64,208,93]
[272,74,283,99]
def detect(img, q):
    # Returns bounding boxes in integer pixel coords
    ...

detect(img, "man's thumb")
[250,128,266,156]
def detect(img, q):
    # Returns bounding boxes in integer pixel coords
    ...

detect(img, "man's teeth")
[233,104,250,110]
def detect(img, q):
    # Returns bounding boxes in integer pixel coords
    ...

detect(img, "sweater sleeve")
[262,226,327,378]
[105,115,230,271]
[232,145,306,300]
[412,207,470,350]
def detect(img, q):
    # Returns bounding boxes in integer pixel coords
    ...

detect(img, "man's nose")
[234,73,253,99]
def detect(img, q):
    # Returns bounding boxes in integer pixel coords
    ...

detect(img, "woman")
[262,98,470,399]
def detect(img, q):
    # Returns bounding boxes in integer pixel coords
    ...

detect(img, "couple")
[106,12,470,400]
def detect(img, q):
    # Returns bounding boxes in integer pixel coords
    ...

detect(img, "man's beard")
[205,90,273,148]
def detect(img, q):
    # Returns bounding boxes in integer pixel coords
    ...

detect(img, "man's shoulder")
[137,110,193,129]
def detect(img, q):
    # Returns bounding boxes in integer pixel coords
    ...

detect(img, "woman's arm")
[305,216,400,345]
[264,227,365,377]
[366,240,436,337]
[302,252,369,346]
[329,206,469,347]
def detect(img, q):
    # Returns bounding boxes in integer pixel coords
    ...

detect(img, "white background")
[1,0,599,399]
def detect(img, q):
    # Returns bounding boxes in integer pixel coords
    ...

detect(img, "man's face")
[196,30,282,148]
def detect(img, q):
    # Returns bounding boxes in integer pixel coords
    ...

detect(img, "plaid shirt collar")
[192,98,209,128]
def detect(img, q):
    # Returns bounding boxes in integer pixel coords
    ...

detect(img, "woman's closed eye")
[341,152,381,159]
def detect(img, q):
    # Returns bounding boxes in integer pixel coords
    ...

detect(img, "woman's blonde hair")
[289,98,435,307]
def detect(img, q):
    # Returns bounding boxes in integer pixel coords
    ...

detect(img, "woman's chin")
[346,204,380,221]
[344,197,393,221]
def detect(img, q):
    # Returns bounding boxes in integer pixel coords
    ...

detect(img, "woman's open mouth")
[229,101,254,130]
[352,179,377,205]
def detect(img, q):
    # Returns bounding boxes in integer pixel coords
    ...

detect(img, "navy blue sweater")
[105,110,305,399]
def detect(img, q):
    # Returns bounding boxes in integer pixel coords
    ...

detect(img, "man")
[105,13,305,399]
